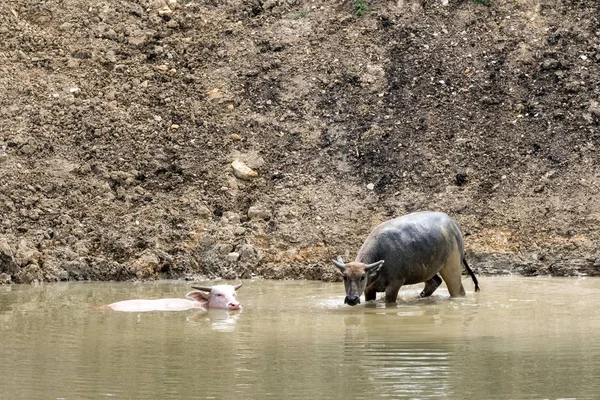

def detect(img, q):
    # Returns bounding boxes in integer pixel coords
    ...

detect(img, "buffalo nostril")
[344,296,360,306]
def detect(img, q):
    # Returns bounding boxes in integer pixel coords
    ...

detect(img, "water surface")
[1,276,599,399]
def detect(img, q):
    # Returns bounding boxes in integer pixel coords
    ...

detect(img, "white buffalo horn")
[191,286,213,292]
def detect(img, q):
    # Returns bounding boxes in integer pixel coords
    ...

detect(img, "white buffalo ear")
[186,291,209,302]
[365,260,384,277]
[332,257,345,272]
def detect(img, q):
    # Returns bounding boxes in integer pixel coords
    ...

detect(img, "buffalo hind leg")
[440,259,467,297]
[420,274,442,298]
[439,251,466,297]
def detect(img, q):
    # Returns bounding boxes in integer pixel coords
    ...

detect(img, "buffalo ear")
[186,291,209,302]
[365,260,384,277]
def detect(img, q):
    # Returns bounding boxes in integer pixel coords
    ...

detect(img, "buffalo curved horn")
[364,260,385,271]
[234,283,243,290]
[191,286,213,292]
[332,257,345,270]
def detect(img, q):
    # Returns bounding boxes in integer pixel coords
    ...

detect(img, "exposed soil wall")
[1,0,599,284]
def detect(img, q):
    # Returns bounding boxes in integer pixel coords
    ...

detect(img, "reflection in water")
[1,277,600,399]
[342,300,470,399]
[186,309,241,332]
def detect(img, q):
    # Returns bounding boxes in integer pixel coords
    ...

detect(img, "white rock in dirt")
[248,206,271,220]
[231,159,258,180]
[226,252,240,262]
[158,6,173,16]
[366,183,375,190]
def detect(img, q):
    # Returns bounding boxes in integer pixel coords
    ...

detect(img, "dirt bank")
[1,0,599,284]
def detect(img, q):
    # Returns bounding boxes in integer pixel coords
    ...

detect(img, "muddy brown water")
[1,276,599,400]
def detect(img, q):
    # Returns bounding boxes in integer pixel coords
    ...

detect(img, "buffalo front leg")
[384,284,402,303]
[364,287,376,302]
[420,274,442,298]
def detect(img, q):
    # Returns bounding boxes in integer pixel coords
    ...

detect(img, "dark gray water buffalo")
[333,211,480,306]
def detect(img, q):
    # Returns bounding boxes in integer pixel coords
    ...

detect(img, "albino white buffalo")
[105,283,243,312]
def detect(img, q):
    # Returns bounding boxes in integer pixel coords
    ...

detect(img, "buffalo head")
[332,256,384,306]
[188,283,243,310]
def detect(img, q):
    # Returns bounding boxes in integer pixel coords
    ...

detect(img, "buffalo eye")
[217,293,223,297]
[360,275,366,281]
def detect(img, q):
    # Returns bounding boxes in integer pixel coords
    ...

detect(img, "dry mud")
[1,0,599,284]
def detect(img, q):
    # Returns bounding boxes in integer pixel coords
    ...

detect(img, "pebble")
[158,6,173,16]
[589,100,600,118]
[366,183,375,190]
[231,160,258,180]
[226,252,240,262]
[248,206,271,220]
[0,272,12,284]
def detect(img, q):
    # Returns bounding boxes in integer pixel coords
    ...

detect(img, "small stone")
[223,212,240,224]
[366,183,375,190]
[131,251,159,279]
[263,0,277,10]
[589,100,600,118]
[237,244,258,267]
[0,272,12,284]
[59,22,73,31]
[231,159,258,180]
[226,252,240,262]
[0,238,18,275]
[7,135,27,148]
[541,58,560,70]
[128,32,147,47]
[533,184,545,193]
[230,134,243,141]
[197,204,211,218]
[207,88,222,100]
[158,6,173,16]
[15,240,41,267]
[248,206,271,220]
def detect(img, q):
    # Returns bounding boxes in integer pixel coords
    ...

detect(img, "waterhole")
[1,276,598,399]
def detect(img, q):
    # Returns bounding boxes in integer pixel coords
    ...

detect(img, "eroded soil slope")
[1,0,599,284]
